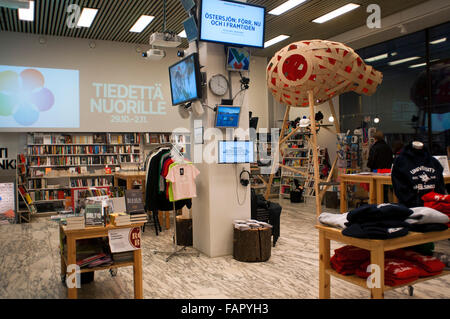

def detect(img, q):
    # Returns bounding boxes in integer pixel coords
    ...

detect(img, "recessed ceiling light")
[77,8,98,28]
[312,3,360,23]
[430,37,447,45]
[268,0,308,16]
[18,1,34,21]
[388,56,421,66]
[408,63,426,68]
[264,35,290,48]
[178,30,187,38]
[130,15,155,33]
[365,53,388,63]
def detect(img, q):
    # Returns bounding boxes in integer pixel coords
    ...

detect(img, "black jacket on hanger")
[391,142,445,208]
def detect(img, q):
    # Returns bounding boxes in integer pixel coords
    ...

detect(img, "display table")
[316,224,450,299]
[59,223,144,299]
[340,174,450,212]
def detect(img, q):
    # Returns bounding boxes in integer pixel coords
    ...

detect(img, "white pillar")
[190,42,251,257]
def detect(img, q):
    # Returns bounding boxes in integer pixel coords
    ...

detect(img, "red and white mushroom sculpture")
[267,40,383,106]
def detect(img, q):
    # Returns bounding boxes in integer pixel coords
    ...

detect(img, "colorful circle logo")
[0,68,55,126]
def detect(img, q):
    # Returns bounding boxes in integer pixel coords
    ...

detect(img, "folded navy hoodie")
[391,142,445,208]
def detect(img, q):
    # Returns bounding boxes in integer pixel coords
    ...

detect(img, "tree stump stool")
[176,216,193,246]
[233,227,272,262]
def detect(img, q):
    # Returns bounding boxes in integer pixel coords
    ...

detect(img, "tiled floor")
[0,199,449,299]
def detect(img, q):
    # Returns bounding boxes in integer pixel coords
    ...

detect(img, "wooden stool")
[233,227,271,262]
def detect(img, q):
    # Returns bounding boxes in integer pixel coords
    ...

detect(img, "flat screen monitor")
[215,105,241,128]
[227,47,250,71]
[168,52,202,106]
[218,140,255,164]
[199,0,265,48]
[183,16,199,42]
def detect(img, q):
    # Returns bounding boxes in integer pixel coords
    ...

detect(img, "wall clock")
[208,74,229,96]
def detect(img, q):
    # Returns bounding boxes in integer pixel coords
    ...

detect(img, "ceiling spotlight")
[328,116,334,123]
[374,116,380,124]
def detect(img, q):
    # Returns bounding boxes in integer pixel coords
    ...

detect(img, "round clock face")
[209,74,228,96]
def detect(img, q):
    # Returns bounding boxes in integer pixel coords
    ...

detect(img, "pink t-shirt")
[165,163,200,201]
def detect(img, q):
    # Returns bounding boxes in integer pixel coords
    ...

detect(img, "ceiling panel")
[0,0,428,57]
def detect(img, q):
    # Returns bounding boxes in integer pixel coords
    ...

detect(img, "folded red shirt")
[421,191,450,203]
[330,255,362,275]
[334,245,370,263]
[385,276,418,287]
[357,258,421,280]
[386,249,445,273]
[424,202,450,214]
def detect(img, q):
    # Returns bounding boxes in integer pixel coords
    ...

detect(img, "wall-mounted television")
[215,105,241,128]
[227,47,250,71]
[183,15,199,42]
[199,0,265,48]
[218,140,255,164]
[168,52,202,106]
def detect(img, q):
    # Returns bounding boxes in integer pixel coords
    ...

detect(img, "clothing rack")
[142,143,173,235]
[152,144,200,262]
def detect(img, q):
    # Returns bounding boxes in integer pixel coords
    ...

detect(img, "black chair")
[251,189,282,247]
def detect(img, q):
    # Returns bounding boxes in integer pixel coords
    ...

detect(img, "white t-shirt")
[166,163,200,201]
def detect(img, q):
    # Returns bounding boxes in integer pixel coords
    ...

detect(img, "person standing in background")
[367,130,393,171]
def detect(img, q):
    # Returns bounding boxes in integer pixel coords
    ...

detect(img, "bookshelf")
[20,132,191,215]
[279,131,310,200]
[16,154,37,221]
[250,133,280,199]
[303,147,329,197]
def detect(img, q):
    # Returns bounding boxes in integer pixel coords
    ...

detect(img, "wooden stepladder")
[264,93,341,217]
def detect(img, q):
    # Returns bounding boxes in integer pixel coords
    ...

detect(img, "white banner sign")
[108,227,141,253]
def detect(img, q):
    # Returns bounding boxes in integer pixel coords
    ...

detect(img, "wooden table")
[59,223,144,299]
[317,225,450,299]
[340,174,450,212]
[114,171,146,194]
[339,174,377,213]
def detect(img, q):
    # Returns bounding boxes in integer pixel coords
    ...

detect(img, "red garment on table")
[421,191,450,203]
[334,245,370,263]
[424,202,450,214]
[386,249,445,273]
[356,258,420,286]
[385,276,418,287]
[330,255,362,275]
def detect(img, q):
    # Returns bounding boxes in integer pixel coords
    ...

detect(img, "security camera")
[177,50,185,58]
[141,48,166,61]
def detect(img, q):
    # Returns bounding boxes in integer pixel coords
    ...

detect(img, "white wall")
[0,133,26,182]
[0,32,270,133]
[0,31,188,132]
[247,56,269,130]
[191,42,251,257]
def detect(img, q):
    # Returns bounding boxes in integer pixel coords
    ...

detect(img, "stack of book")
[66,216,85,230]
[110,212,131,226]
[130,212,147,224]
[76,252,113,268]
